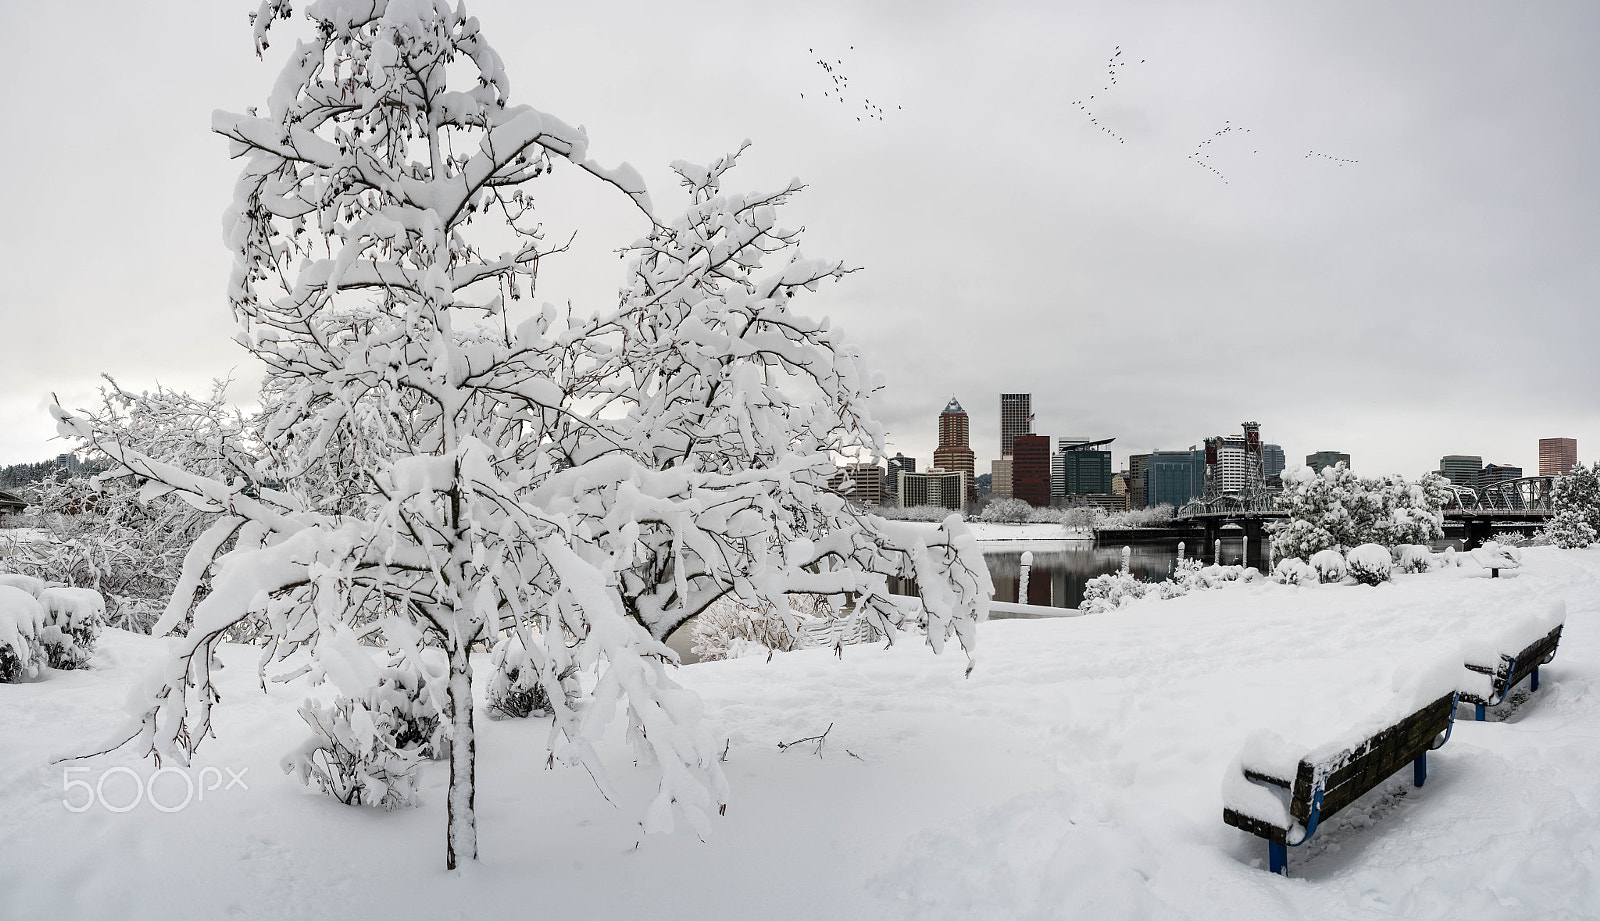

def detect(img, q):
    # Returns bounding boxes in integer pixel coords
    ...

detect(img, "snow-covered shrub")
[0,573,48,597]
[1158,556,1214,598]
[1271,557,1318,585]
[1393,544,1435,575]
[1545,510,1596,549]
[36,586,105,670]
[1345,544,1393,585]
[287,696,425,810]
[486,634,557,720]
[0,585,46,683]
[286,657,446,809]
[1309,548,1348,584]
[1080,570,1149,613]
[690,594,838,661]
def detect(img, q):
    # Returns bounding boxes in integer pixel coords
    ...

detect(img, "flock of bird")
[1068,46,1145,145]
[1305,150,1359,166]
[801,46,898,123]
[1066,45,1359,185]
[1188,122,1254,185]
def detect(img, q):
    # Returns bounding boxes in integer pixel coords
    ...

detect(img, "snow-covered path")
[2,548,1597,920]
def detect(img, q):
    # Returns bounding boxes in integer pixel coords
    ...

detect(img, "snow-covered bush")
[287,697,426,810]
[286,656,446,809]
[485,633,569,720]
[1080,555,1150,613]
[0,585,46,683]
[690,593,839,661]
[1158,556,1214,598]
[36,587,105,670]
[1545,511,1596,549]
[1271,557,1319,585]
[1270,464,1446,562]
[1309,548,1348,584]
[1345,544,1393,585]
[1393,544,1435,575]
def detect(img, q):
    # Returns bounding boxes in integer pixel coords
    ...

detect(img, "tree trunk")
[445,644,477,870]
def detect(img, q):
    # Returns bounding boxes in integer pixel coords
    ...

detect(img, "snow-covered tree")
[12,380,252,633]
[57,0,988,869]
[1545,510,1596,549]
[1270,463,1445,561]
[1552,462,1600,540]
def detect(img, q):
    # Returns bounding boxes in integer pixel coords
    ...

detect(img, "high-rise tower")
[933,398,977,504]
[1540,438,1578,476]
[999,393,1032,458]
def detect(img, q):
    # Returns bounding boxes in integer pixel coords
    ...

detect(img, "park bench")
[1458,602,1564,721]
[1468,544,1520,578]
[1222,681,1457,876]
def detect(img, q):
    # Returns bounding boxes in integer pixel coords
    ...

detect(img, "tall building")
[932,398,977,503]
[899,468,968,512]
[1306,451,1350,473]
[1540,438,1578,476]
[1481,463,1522,487]
[1438,455,1484,490]
[1262,443,1286,481]
[1146,450,1206,508]
[885,453,916,502]
[990,458,1012,500]
[1056,437,1114,496]
[828,463,886,506]
[1128,453,1151,510]
[1203,423,1268,498]
[1011,434,1052,507]
[999,393,1032,457]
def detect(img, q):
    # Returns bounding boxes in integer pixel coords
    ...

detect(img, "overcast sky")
[3,0,1597,478]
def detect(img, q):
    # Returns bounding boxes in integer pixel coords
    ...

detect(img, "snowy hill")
[2,548,1597,920]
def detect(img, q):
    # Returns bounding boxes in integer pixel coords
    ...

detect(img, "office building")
[1012,434,1052,507]
[885,453,916,502]
[1262,443,1286,481]
[999,393,1032,458]
[1481,463,1522,487]
[899,468,968,512]
[1127,453,1150,510]
[828,463,886,507]
[1306,451,1351,473]
[932,398,977,503]
[1146,450,1206,508]
[990,457,1012,500]
[1056,437,1114,497]
[1438,455,1483,490]
[1540,438,1578,476]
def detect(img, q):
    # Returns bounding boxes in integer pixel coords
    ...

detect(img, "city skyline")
[3,2,1598,484]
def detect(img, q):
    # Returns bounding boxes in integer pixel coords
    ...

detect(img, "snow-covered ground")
[3,548,1598,920]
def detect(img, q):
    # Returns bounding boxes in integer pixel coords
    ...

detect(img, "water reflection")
[984,536,1271,610]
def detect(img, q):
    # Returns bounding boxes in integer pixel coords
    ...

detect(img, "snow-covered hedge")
[0,584,46,682]
[284,658,446,810]
[1345,544,1393,585]
[1309,548,1348,584]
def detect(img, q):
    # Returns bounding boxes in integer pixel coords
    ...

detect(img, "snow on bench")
[1468,542,1521,578]
[1221,657,1461,876]
[1458,599,1564,721]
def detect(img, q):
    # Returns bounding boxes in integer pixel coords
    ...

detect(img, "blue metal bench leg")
[1269,842,1287,875]
[1531,667,1539,692]
[1413,753,1426,787]
[1475,703,1485,721]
